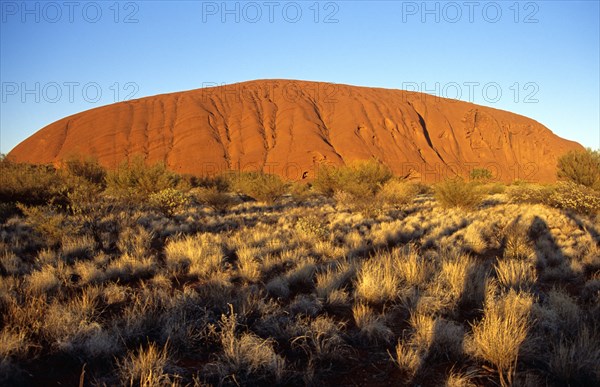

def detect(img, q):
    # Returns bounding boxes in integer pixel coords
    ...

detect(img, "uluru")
[7,79,583,182]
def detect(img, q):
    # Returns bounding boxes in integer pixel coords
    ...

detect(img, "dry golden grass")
[548,326,600,383]
[355,252,400,304]
[26,266,61,296]
[164,234,223,278]
[393,340,423,377]
[434,179,483,209]
[205,306,286,384]
[117,342,176,386]
[494,258,537,292]
[444,369,477,387]
[352,302,393,344]
[0,329,28,360]
[1,172,599,386]
[470,288,533,386]
[377,179,419,206]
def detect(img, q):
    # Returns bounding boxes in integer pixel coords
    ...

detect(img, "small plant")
[62,156,107,188]
[148,188,189,216]
[507,183,548,204]
[313,159,392,198]
[545,182,600,216]
[17,204,75,248]
[548,326,600,385]
[26,266,61,296]
[315,260,355,300]
[352,303,393,344]
[291,315,349,366]
[503,221,534,260]
[470,289,533,387]
[164,234,224,278]
[205,306,285,384]
[494,259,537,292]
[393,340,423,377]
[295,216,329,241]
[193,186,234,212]
[377,179,419,206]
[445,369,476,387]
[0,159,64,205]
[355,252,400,304]
[228,171,286,203]
[288,181,313,202]
[106,155,180,201]
[434,178,482,209]
[470,168,493,181]
[117,342,175,386]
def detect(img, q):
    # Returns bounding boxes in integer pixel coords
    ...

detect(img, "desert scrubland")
[0,153,599,386]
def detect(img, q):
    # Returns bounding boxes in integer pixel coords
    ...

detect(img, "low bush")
[193,186,235,211]
[105,156,181,201]
[546,182,600,216]
[148,188,189,216]
[228,171,287,203]
[507,183,548,205]
[16,204,75,248]
[434,178,482,209]
[193,173,231,192]
[478,183,506,195]
[0,158,64,206]
[313,159,392,199]
[377,179,419,206]
[470,168,493,181]
[61,156,106,188]
[288,181,313,202]
[508,182,600,216]
[205,307,285,384]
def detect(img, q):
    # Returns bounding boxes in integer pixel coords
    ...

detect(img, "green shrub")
[54,157,107,215]
[0,158,64,206]
[295,215,329,241]
[508,181,600,216]
[288,181,313,202]
[343,159,393,197]
[311,163,341,197]
[412,182,434,195]
[193,186,234,211]
[557,149,600,189]
[228,172,286,203]
[105,156,180,201]
[507,183,548,204]
[194,174,231,192]
[62,156,106,188]
[545,182,600,216]
[377,179,419,206]
[434,178,483,209]
[482,183,506,195]
[16,204,75,247]
[148,188,189,216]
[470,168,493,181]
[313,159,392,198]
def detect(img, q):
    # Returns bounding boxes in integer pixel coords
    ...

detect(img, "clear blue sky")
[1,0,599,154]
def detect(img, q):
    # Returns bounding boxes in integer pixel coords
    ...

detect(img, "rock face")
[8,79,583,182]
